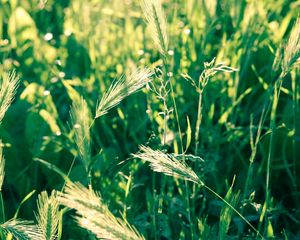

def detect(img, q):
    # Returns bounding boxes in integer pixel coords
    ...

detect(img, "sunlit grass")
[0,0,299,239]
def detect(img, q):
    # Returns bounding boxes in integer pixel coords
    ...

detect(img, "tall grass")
[0,70,19,236]
[0,0,299,239]
[133,145,263,238]
[265,16,300,218]
[183,58,238,154]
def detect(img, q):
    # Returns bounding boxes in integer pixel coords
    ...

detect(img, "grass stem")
[203,184,264,239]
[0,191,5,223]
[265,76,283,214]
[195,91,203,155]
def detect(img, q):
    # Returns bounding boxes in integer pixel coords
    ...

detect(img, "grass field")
[0,0,300,239]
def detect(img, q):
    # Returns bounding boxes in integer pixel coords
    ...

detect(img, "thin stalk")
[195,91,203,155]
[161,56,184,157]
[203,184,264,239]
[158,80,168,240]
[169,81,184,154]
[0,191,5,223]
[244,108,266,198]
[161,55,194,239]
[163,98,167,146]
[152,174,158,240]
[61,118,95,194]
[145,1,193,236]
[265,76,283,212]
[292,73,298,209]
[184,180,194,239]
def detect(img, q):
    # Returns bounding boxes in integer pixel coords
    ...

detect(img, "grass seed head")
[96,67,153,118]
[141,0,168,55]
[133,145,202,184]
[70,97,92,172]
[36,190,60,240]
[0,219,43,240]
[0,70,19,123]
[60,181,145,240]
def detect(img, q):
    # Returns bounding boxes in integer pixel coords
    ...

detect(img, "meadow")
[0,0,299,239]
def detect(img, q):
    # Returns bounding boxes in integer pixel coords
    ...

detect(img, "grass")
[0,0,299,239]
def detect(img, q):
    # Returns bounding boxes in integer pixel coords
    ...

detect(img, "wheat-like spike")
[141,0,168,55]
[36,191,60,240]
[60,182,144,240]
[282,17,300,75]
[95,68,153,118]
[0,144,5,191]
[272,43,284,75]
[1,219,43,240]
[132,145,202,184]
[0,70,19,123]
[70,97,92,172]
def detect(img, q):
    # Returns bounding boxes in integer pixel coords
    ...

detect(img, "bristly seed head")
[95,67,153,118]
[141,0,168,55]
[133,145,202,184]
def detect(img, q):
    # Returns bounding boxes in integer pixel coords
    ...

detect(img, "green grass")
[0,0,299,239]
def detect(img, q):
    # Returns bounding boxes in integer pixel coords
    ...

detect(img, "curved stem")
[203,184,264,239]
